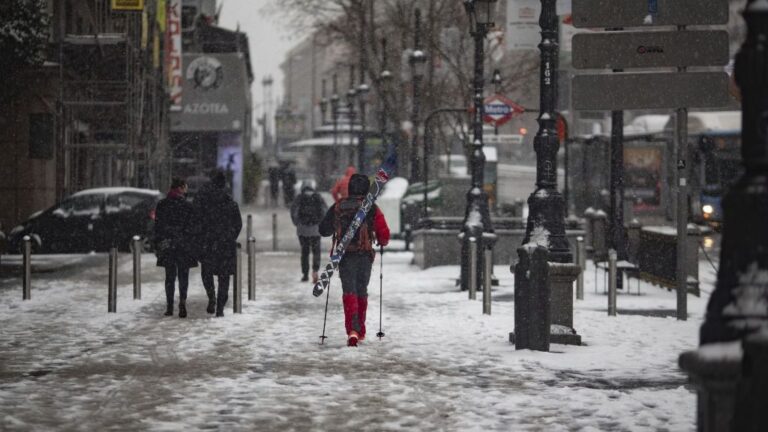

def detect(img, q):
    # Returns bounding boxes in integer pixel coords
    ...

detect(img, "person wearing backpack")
[290,183,328,283]
[319,173,390,347]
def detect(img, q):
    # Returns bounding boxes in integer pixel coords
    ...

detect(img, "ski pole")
[377,245,385,339]
[319,281,331,345]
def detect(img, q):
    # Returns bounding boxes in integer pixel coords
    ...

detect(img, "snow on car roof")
[71,187,161,197]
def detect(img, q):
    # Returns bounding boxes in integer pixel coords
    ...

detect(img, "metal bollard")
[608,249,617,316]
[576,236,585,300]
[234,242,242,313]
[108,247,118,313]
[468,237,478,300]
[22,236,31,300]
[246,214,253,240]
[247,236,256,301]
[132,236,142,300]
[483,248,492,315]
[272,213,278,251]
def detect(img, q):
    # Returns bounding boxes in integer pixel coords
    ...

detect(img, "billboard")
[167,0,183,110]
[625,146,663,211]
[170,53,250,132]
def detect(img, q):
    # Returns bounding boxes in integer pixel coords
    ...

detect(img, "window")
[105,193,148,214]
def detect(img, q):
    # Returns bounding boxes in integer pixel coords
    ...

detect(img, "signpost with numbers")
[572,0,731,321]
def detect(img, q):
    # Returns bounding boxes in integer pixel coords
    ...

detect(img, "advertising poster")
[624,146,663,210]
[217,133,244,205]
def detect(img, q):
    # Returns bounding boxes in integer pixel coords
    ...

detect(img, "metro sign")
[483,94,525,127]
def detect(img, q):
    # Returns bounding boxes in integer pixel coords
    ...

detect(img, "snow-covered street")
[0,210,712,431]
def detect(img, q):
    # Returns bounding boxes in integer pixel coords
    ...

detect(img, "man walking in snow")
[319,173,390,346]
[193,170,242,317]
[290,183,327,283]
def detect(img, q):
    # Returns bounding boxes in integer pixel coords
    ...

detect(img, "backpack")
[297,194,323,225]
[333,197,376,254]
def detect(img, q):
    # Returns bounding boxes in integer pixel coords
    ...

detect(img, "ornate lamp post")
[491,68,502,135]
[459,0,496,292]
[319,78,329,126]
[409,8,427,183]
[357,80,370,173]
[347,65,358,167]
[521,0,571,263]
[331,74,341,172]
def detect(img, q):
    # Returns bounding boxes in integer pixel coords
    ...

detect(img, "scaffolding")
[58,0,168,196]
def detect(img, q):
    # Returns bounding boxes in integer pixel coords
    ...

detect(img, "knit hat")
[348,173,370,196]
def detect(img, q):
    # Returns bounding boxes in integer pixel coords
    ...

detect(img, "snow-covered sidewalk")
[0,244,710,431]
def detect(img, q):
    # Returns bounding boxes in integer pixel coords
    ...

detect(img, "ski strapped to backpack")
[312,151,397,297]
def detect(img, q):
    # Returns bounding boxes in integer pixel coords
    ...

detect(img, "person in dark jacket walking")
[319,173,390,347]
[194,170,243,317]
[281,162,297,206]
[290,183,328,283]
[154,178,198,318]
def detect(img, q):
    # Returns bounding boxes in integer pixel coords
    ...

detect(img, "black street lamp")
[379,38,393,146]
[409,8,427,184]
[491,68,502,135]
[520,0,571,263]
[357,80,370,173]
[319,78,329,126]
[347,65,358,167]
[331,73,341,173]
[459,0,497,292]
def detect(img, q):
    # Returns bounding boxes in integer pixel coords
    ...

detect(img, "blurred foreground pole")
[22,236,31,300]
[576,236,585,300]
[132,236,142,300]
[680,2,768,430]
[108,247,117,313]
[483,248,492,315]
[468,237,478,300]
[675,104,689,321]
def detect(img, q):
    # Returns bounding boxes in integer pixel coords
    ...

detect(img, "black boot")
[164,304,173,316]
[205,288,216,314]
[215,306,224,318]
[179,301,187,318]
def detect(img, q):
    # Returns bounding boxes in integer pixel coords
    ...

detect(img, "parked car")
[7,187,161,253]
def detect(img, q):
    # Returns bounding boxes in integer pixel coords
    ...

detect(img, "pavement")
[0,206,713,431]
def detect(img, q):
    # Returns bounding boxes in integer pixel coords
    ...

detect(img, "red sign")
[483,94,525,127]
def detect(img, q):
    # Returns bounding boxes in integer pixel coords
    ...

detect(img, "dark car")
[7,187,161,253]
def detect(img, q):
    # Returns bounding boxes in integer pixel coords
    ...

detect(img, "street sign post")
[573,72,730,111]
[572,0,728,28]
[573,30,729,70]
[572,0,730,322]
[482,94,524,127]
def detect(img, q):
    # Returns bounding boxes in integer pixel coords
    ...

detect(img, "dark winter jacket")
[290,186,328,237]
[153,193,199,268]
[193,182,242,275]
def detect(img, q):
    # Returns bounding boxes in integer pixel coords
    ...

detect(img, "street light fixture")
[357,81,370,172]
[347,64,358,167]
[459,0,497,292]
[409,8,427,184]
[379,38,393,170]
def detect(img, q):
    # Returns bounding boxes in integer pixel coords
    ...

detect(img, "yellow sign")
[111,0,144,11]
[156,0,166,31]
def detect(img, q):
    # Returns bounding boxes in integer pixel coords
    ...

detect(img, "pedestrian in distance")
[330,166,357,204]
[319,173,390,347]
[290,183,328,284]
[268,164,280,207]
[154,178,198,318]
[193,170,243,317]
[281,162,297,206]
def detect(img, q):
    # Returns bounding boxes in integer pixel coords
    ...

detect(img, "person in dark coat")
[194,170,243,317]
[319,174,390,347]
[290,183,327,283]
[281,162,297,206]
[268,165,280,207]
[154,178,198,318]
